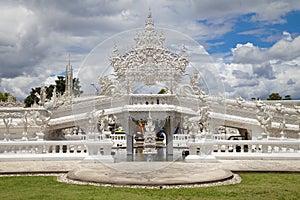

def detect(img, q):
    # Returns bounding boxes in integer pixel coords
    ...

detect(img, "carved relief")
[256,100,272,137]
[109,10,189,94]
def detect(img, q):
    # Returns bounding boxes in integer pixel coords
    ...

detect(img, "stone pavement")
[0,160,300,186]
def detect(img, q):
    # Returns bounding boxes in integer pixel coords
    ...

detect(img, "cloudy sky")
[1,0,300,100]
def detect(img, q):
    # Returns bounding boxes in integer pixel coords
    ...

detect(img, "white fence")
[213,140,300,153]
[0,136,300,161]
[0,140,87,161]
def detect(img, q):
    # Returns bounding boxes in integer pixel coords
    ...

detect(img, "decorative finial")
[145,8,154,27]
[148,8,152,18]
[68,53,70,66]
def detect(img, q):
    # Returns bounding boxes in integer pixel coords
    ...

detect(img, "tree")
[267,93,282,100]
[73,78,83,97]
[24,76,83,107]
[0,92,16,102]
[55,76,66,95]
[158,88,167,94]
[24,87,41,107]
[283,95,292,100]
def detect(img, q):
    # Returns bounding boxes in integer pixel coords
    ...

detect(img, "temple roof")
[109,10,189,92]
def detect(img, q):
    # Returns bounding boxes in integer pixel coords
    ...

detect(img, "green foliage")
[24,87,40,107]
[55,76,66,96]
[0,173,300,200]
[283,95,292,100]
[0,92,16,102]
[266,93,293,101]
[73,78,83,97]
[158,88,167,94]
[24,76,83,107]
[267,93,282,100]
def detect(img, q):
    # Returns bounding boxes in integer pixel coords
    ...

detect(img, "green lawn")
[0,173,299,200]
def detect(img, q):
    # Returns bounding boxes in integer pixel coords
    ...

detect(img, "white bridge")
[0,10,300,162]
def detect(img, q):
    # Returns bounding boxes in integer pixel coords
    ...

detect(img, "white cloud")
[0,75,48,100]
[1,0,300,100]
[223,32,300,99]
[232,33,300,64]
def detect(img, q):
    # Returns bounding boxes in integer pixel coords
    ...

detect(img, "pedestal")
[35,131,44,141]
[4,133,10,141]
[83,140,114,163]
[185,139,218,163]
[143,152,157,162]
[185,155,218,163]
[261,132,268,140]
[280,131,286,140]
[21,132,28,141]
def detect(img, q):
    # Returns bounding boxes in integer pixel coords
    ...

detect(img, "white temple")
[0,11,300,162]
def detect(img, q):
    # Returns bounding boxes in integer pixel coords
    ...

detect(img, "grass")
[0,173,299,200]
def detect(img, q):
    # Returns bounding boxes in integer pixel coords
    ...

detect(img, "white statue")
[1,112,23,140]
[217,126,226,140]
[199,88,208,102]
[98,76,116,96]
[87,109,99,133]
[39,84,47,106]
[182,116,191,134]
[22,111,29,134]
[236,96,245,107]
[143,116,157,157]
[3,117,13,135]
[198,106,210,133]
[51,87,57,103]
[189,69,201,94]
[256,100,272,137]
[33,110,51,134]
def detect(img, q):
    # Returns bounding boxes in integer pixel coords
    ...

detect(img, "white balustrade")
[0,136,299,161]
[212,140,300,154]
[110,134,127,147]
[173,134,191,147]
[130,94,175,105]
[0,140,87,157]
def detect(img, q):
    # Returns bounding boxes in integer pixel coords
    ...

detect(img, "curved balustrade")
[213,139,300,154]
[0,140,87,156]
[129,94,176,105]
[0,135,299,161]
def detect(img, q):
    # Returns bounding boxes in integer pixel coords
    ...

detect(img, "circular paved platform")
[67,162,234,186]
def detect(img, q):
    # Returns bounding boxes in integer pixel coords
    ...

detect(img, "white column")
[165,117,174,161]
[126,118,134,161]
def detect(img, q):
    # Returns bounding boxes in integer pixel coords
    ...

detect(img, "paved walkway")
[1,160,300,186]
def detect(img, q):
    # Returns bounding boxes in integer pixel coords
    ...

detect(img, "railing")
[212,140,300,154]
[173,134,191,147]
[110,134,127,147]
[0,136,299,161]
[0,140,87,155]
[129,94,176,105]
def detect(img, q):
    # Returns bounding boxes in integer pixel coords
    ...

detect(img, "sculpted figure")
[98,76,116,95]
[3,117,13,134]
[236,96,245,106]
[39,84,47,106]
[87,109,98,133]
[189,69,201,95]
[199,106,210,133]
[256,100,272,136]
[33,110,51,132]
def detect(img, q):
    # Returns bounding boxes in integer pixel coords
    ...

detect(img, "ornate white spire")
[65,54,73,97]
[145,8,154,29]
[110,10,189,94]
[134,9,165,48]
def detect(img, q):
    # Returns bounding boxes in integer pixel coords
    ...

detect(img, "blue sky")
[207,10,300,54]
[0,0,300,100]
